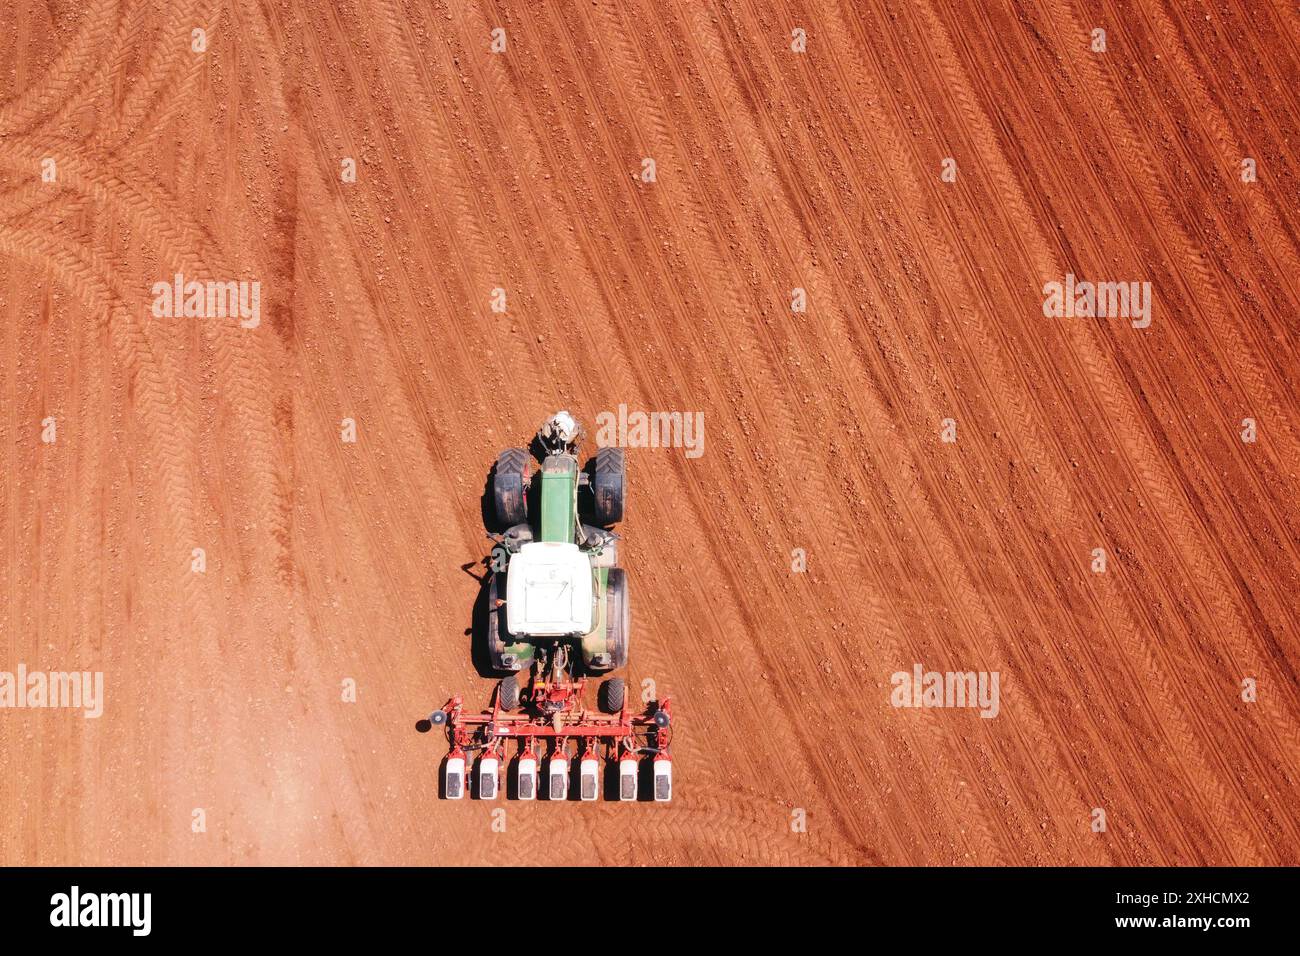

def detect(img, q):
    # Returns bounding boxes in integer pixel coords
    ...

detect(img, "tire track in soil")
[0,0,120,136]
[0,134,293,607]
[0,221,241,863]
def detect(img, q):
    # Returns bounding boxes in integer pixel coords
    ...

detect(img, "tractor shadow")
[478,466,496,532]
[463,564,497,680]
[462,466,507,680]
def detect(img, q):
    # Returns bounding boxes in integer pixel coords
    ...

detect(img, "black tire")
[498,674,519,712]
[604,568,629,670]
[598,677,625,714]
[591,447,625,525]
[493,448,531,528]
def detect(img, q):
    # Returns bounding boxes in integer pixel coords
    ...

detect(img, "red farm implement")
[430,667,672,803]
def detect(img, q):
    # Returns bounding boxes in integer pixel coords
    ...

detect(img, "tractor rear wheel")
[493,448,531,528]
[498,674,519,712]
[604,568,629,670]
[591,447,625,525]
[598,677,625,714]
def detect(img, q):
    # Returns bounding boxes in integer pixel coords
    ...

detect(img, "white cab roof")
[506,541,593,637]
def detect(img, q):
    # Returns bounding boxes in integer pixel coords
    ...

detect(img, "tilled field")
[0,0,1297,865]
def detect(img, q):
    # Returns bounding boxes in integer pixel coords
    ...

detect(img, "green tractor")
[486,411,630,715]
[429,410,672,802]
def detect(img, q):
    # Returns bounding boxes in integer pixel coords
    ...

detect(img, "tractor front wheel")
[493,448,531,528]
[591,447,625,525]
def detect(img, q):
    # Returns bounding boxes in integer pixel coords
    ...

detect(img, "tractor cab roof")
[505,541,594,637]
